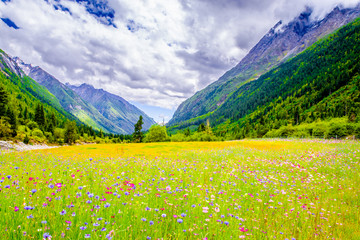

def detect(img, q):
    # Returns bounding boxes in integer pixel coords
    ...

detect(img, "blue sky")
[0,0,359,123]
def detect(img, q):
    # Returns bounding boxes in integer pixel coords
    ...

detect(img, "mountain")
[0,49,75,127]
[67,83,155,134]
[14,59,155,134]
[169,5,360,126]
[211,16,360,138]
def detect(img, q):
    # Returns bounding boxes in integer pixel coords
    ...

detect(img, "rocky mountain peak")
[169,4,360,126]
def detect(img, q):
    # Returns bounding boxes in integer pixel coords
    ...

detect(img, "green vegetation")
[133,115,144,143]
[170,17,360,140]
[144,124,169,142]
[0,57,131,145]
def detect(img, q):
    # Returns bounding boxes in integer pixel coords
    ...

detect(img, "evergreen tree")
[64,121,78,144]
[34,103,46,128]
[133,115,144,143]
[24,106,28,120]
[197,123,206,132]
[6,108,17,137]
[0,85,8,117]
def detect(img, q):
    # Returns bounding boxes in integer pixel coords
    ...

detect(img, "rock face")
[0,51,25,77]
[14,58,155,134]
[68,83,155,134]
[169,5,360,126]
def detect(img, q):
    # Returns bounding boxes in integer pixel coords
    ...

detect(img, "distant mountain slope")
[0,49,74,124]
[15,58,155,134]
[67,83,155,134]
[169,5,360,126]
[211,16,360,137]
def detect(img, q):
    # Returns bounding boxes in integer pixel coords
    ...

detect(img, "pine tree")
[64,121,78,144]
[34,103,46,128]
[133,115,144,143]
[6,108,17,137]
[0,85,8,117]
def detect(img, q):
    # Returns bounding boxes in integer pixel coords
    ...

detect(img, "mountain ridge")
[13,57,155,134]
[169,4,360,126]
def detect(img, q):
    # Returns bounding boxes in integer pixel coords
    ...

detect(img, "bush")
[31,128,44,138]
[23,135,30,144]
[325,123,347,138]
[170,133,186,142]
[27,121,39,130]
[144,125,169,143]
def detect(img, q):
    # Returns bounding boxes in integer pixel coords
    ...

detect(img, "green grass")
[0,139,359,239]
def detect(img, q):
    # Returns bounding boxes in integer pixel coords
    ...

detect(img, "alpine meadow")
[0,1,360,240]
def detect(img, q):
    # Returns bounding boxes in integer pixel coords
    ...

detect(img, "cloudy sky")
[0,0,359,122]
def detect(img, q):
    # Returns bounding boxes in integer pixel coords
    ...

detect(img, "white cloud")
[0,0,359,111]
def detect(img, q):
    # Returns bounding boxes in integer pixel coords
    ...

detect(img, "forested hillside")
[170,17,360,139]
[0,50,131,144]
[169,5,360,126]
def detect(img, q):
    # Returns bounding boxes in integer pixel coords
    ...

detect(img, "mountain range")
[1,54,155,134]
[168,4,360,127]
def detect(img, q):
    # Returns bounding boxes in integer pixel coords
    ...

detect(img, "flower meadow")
[0,139,359,239]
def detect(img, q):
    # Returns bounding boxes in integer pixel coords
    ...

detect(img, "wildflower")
[72,212,76,217]
[202,207,209,213]
[48,184,54,189]
[191,204,196,208]
[79,186,83,190]
[224,221,229,225]
[65,220,71,225]
[149,221,154,225]
[101,228,106,231]
[239,227,248,232]
[93,223,100,227]
[104,203,110,208]
[7,175,11,179]
[214,207,220,212]
[41,221,47,224]
[5,185,10,188]
[141,218,147,222]
[31,189,37,194]
[14,206,19,212]
[147,237,151,240]
[166,186,171,191]
[86,200,92,204]
[161,214,166,218]
[43,232,51,239]
[80,226,87,230]
[56,183,62,188]
[60,209,66,215]
[24,206,34,210]
[27,214,34,219]
[181,213,186,217]
[85,234,91,238]
[177,219,183,223]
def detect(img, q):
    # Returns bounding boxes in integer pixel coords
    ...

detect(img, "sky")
[0,0,359,123]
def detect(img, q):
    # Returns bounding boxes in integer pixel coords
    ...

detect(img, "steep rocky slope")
[169,5,360,126]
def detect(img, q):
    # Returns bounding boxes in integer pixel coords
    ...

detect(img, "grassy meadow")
[0,139,359,239]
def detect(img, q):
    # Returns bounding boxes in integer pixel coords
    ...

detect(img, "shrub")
[26,121,39,130]
[144,125,169,143]
[31,128,44,138]
[23,134,30,144]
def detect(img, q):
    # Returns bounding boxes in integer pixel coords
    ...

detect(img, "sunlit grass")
[0,139,359,239]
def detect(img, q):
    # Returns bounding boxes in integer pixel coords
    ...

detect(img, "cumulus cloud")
[0,0,359,112]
